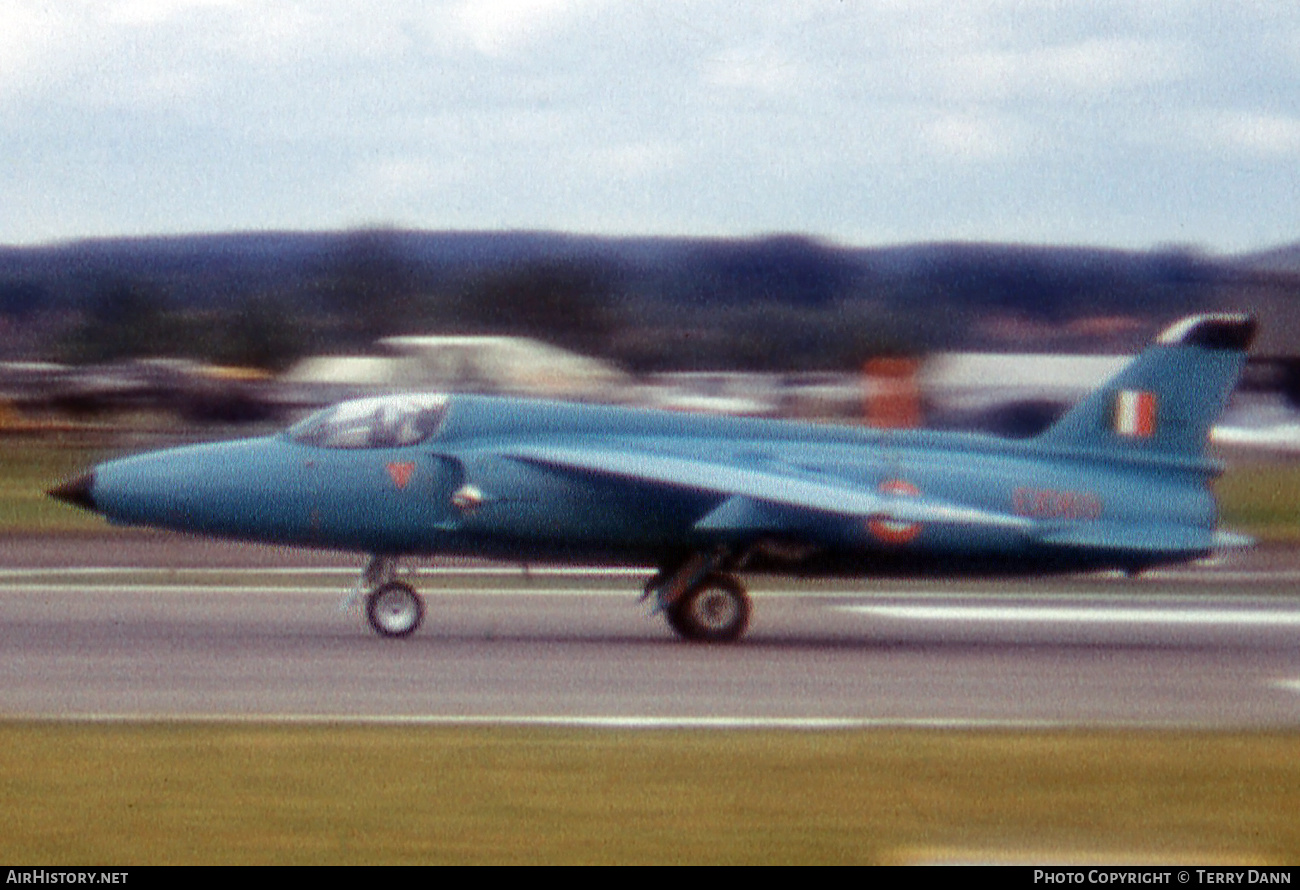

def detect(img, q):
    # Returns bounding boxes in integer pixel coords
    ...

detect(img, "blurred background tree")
[443,260,618,358]
[59,277,175,363]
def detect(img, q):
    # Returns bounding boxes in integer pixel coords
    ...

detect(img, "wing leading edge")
[505,445,1032,534]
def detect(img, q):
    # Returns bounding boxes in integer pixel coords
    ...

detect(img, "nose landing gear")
[345,555,427,638]
[366,581,425,637]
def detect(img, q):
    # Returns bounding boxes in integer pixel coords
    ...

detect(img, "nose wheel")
[366,581,425,638]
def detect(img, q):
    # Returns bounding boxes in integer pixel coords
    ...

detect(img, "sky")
[1,0,1297,253]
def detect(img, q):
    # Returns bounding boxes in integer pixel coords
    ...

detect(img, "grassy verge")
[1,723,1296,865]
[1213,461,1300,542]
[0,435,118,532]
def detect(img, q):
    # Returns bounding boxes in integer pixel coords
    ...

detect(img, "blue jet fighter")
[49,313,1256,643]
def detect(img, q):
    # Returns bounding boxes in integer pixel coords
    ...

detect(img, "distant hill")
[1234,241,1300,274]
[1,230,1293,369]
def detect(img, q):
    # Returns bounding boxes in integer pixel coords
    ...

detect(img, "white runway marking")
[4,566,1298,585]
[0,583,630,597]
[844,604,1300,626]
[11,713,1082,730]
[1147,570,1300,582]
[0,566,650,578]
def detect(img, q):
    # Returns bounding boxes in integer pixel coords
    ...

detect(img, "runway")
[3,532,1300,727]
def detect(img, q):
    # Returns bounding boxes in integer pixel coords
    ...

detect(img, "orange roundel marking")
[868,479,921,544]
[386,462,415,490]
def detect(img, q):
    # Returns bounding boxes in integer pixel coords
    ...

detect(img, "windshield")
[287,394,450,449]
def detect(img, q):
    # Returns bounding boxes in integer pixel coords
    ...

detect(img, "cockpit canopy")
[287,394,450,449]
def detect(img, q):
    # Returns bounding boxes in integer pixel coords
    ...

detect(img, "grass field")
[0,723,1296,865]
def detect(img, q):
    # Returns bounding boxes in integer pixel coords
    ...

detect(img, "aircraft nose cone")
[47,471,97,513]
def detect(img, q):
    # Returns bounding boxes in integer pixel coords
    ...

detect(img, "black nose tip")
[47,472,97,513]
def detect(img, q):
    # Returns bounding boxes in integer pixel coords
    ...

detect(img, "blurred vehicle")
[0,358,274,424]
[274,335,632,411]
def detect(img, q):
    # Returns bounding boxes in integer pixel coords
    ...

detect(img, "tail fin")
[1034,313,1256,461]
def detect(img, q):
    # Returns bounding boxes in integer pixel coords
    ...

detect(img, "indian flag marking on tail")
[1115,389,1157,438]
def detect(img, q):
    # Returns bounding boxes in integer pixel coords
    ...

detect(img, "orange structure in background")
[863,356,921,429]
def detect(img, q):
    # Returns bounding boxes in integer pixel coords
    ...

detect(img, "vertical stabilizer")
[1033,313,1256,461]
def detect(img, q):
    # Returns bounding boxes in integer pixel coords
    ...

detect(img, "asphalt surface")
[4,531,1300,727]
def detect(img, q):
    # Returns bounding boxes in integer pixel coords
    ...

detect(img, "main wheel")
[366,581,425,638]
[665,574,750,643]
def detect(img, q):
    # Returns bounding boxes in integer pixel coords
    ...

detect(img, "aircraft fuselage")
[83,393,1218,576]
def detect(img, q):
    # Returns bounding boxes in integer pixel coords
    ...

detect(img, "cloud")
[450,0,602,57]
[921,113,1025,162]
[105,0,243,26]
[1187,110,1300,157]
[933,38,1190,103]
[700,46,806,96]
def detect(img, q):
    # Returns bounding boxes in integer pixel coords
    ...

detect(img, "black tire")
[365,581,425,638]
[665,574,750,643]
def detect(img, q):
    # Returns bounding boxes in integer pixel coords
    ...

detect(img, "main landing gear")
[664,574,751,643]
[346,556,426,638]
[645,550,752,643]
[346,552,754,643]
